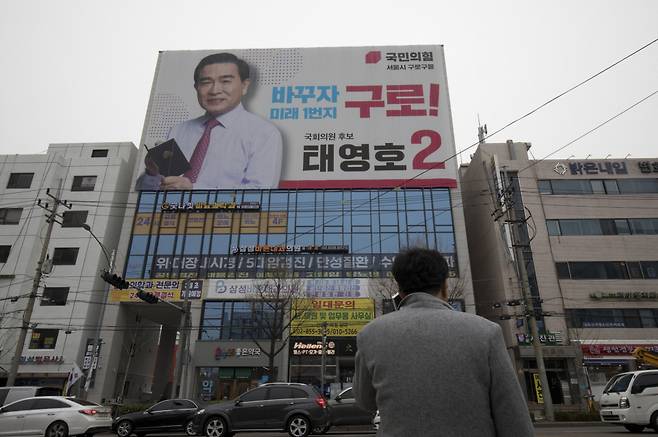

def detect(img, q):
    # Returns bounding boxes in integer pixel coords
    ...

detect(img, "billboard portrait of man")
[135,52,283,190]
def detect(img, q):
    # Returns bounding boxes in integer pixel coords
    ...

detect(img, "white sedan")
[0,396,112,436]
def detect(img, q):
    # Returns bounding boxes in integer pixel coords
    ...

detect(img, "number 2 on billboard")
[412,130,445,170]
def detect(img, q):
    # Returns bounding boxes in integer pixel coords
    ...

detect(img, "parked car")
[312,386,376,434]
[0,386,62,407]
[191,382,329,437]
[599,370,658,433]
[0,395,112,437]
[112,398,200,437]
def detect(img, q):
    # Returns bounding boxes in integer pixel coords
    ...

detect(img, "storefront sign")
[533,374,544,404]
[152,253,457,279]
[566,161,628,176]
[638,161,658,173]
[206,278,372,300]
[232,244,349,255]
[590,291,658,300]
[291,298,374,337]
[516,332,562,345]
[291,341,336,356]
[110,279,205,302]
[161,201,261,212]
[214,347,261,361]
[582,344,658,356]
[20,355,64,364]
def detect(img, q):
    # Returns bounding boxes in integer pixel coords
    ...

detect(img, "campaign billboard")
[135,45,457,191]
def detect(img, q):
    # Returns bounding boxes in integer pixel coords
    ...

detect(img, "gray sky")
[1,0,656,163]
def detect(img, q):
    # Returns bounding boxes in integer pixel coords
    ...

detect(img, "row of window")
[556,261,658,280]
[3,174,99,191]
[538,178,658,195]
[567,309,658,328]
[0,209,87,226]
[547,218,658,236]
[2,245,78,266]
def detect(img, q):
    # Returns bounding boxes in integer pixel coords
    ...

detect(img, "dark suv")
[191,383,329,437]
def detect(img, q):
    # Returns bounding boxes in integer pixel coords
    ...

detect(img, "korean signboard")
[291,298,375,337]
[135,45,457,191]
[205,278,373,299]
[110,279,205,302]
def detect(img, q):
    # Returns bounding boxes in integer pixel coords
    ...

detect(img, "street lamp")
[81,223,115,398]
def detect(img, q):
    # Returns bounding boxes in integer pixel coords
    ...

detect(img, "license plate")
[601,410,613,416]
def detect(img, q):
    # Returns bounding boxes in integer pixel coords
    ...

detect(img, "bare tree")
[247,271,313,381]
[370,273,466,314]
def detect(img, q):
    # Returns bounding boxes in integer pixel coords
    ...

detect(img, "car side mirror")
[234,399,242,406]
[335,396,342,402]
[145,409,153,414]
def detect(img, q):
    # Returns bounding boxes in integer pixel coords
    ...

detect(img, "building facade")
[461,140,658,411]
[0,143,137,395]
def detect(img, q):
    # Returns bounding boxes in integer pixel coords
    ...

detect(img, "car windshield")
[603,373,634,393]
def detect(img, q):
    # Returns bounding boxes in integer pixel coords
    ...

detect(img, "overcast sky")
[1,0,656,164]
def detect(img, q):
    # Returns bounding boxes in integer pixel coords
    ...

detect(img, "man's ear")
[241,79,251,96]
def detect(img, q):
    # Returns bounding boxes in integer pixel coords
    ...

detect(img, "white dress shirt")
[137,103,283,190]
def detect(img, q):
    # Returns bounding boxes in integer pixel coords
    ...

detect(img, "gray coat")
[354,292,534,436]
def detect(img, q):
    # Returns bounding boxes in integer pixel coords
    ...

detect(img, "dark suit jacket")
[354,292,534,436]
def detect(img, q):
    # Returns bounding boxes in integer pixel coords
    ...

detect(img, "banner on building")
[205,278,373,299]
[291,298,375,337]
[110,279,205,302]
[134,45,456,191]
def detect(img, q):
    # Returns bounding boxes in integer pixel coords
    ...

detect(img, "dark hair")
[194,52,250,84]
[391,248,449,295]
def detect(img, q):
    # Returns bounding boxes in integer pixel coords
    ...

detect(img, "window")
[0,208,22,224]
[71,176,97,191]
[290,388,308,399]
[52,248,79,265]
[0,245,10,263]
[555,262,570,279]
[604,180,619,194]
[91,149,108,158]
[268,387,293,400]
[32,399,70,409]
[632,373,658,393]
[151,400,176,411]
[7,173,34,189]
[2,399,34,412]
[567,309,658,329]
[546,220,560,236]
[240,388,267,402]
[538,180,552,194]
[29,329,58,349]
[200,301,280,341]
[550,180,593,195]
[618,179,658,194]
[61,210,88,228]
[641,262,658,279]
[339,387,355,399]
[41,287,69,306]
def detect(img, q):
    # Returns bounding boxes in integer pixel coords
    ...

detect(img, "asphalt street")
[92,423,642,437]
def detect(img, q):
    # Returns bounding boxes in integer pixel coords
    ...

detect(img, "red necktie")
[184,118,221,183]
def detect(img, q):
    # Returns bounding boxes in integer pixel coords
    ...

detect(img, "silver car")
[0,396,112,436]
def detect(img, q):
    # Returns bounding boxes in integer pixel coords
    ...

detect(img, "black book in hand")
[145,139,191,177]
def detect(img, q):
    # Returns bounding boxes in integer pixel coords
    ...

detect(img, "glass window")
[32,399,70,409]
[125,255,145,278]
[41,287,69,306]
[551,180,593,195]
[380,234,399,253]
[615,219,631,235]
[61,210,88,228]
[605,262,629,279]
[324,191,343,210]
[558,220,581,235]
[641,262,658,279]
[2,399,34,412]
[352,234,371,253]
[633,373,658,392]
[0,208,23,224]
[297,191,315,210]
[290,388,308,399]
[630,219,658,235]
[71,175,97,191]
[7,173,34,189]
[138,192,157,213]
[407,233,427,248]
[29,329,58,349]
[628,262,643,279]
[590,180,605,194]
[555,263,570,279]
[604,179,619,194]
[130,236,149,255]
[537,180,552,194]
[437,233,455,253]
[546,220,560,236]
[618,179,658,194]
[183,235,203,254]
[52,248,79,265]
[640,310,658,328]
[0,245,10,263]
[151,400,176,411]
[600,219,616,235]
[270,191,288,209]
[210,235,230,255]
[268,387,292,400]
[580,219,603,235]
[156,235,176,254]
[241,388,267,402]
[91,149,108,157]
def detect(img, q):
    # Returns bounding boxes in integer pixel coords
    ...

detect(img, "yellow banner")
[110,279,205,302]
[132,211,288,235]
[533,374,544,404]
[291,298,374,337]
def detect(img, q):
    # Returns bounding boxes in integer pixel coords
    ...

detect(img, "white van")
[599,370,658,432]
[0,386,62,406]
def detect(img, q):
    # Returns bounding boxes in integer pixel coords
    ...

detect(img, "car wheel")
[287,415,311,437]
[204,416,227,437]
[185,419,197,436]
[312,424,330,434]
[623,424,644,433]
[116,419,133,437]
[45,421,69,437]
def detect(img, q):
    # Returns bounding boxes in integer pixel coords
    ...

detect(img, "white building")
[0,142,137,401]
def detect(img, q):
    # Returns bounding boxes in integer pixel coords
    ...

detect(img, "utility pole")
[504,178,555,421]
[320,321,328,397]
[7,185,70,386]
[171,280,191,398]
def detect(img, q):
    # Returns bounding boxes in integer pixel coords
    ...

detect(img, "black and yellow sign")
[291,298,374,337]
